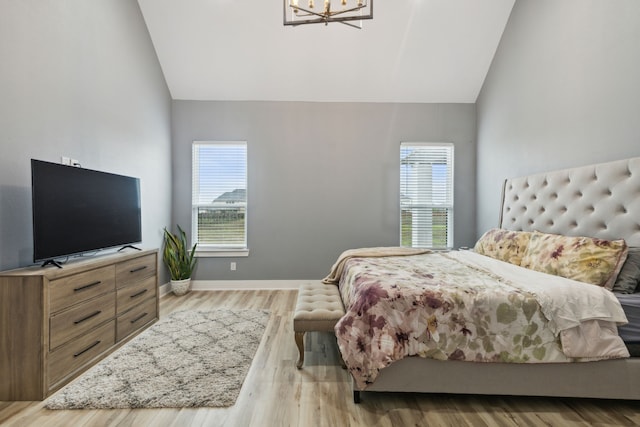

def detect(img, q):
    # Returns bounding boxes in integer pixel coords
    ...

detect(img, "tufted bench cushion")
[293,282,345,369]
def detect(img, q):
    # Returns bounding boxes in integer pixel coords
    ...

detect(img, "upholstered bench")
[293,282,346,369]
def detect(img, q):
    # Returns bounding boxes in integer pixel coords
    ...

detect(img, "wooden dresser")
[0,249,159,401]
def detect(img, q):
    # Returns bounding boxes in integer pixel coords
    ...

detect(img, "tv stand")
[0,249,159,401]
[41,259,64,268]
[118,244,142,252]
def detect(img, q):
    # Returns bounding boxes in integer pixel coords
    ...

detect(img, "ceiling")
[137,0,515,103]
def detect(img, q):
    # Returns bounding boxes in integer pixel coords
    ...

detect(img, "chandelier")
[283,0,373,29]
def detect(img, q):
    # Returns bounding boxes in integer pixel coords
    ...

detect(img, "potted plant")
[163,225,198,296]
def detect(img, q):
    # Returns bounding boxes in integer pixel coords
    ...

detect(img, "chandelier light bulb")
[308,0,314,8]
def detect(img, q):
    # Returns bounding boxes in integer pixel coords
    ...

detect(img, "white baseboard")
[159,279,319,296]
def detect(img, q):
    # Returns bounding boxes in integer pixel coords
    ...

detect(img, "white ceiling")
[137,0,515,103]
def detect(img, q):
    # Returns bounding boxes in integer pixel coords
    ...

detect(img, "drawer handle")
[73,280,102,292]
[74,340,101,358]
[130,289,148,299]
[74,310,102,324]
[131,312,148,324]
[129,266,147,273]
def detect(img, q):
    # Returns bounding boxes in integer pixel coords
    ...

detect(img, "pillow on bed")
[612,247,640,293]
[520,231,628,290]
[473,228,532,266]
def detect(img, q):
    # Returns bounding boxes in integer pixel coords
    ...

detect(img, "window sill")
[195,249,250,258]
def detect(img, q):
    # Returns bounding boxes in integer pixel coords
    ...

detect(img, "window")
[192,141,248,255]
[400,143,454,249]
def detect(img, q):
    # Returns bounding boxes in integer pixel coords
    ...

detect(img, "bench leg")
[295,331,305,369]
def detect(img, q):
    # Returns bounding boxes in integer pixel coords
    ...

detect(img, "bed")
[327,156,640,402]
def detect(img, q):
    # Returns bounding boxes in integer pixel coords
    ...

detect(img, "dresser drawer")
[48,320,115,387]
[116,275,157,315]
[116,297,157,342]
[49,266,115,314]
[49,292,115,350]
[115,254,156,288]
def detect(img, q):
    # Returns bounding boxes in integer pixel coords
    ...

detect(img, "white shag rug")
[45,309,269,409]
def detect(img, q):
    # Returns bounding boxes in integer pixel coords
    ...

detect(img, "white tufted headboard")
[499,157,640,247]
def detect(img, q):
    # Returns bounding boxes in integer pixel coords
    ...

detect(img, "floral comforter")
[334,250,629,389]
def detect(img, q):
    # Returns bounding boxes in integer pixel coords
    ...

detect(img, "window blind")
[400,143,454,249]
[192,141,247,249]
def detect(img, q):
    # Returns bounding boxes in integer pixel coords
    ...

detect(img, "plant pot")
[171,278,191,296]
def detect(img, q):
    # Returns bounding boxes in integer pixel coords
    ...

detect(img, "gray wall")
[476,0,640,235]
[0,1,172,281]
[172,101,477,280]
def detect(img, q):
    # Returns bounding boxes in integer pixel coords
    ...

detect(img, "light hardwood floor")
[2,289,640,427]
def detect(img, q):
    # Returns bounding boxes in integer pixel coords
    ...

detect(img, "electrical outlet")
[230,262,236,271]
[61,156,80,166]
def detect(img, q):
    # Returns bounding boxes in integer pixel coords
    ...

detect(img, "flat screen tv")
[31,159,142,267]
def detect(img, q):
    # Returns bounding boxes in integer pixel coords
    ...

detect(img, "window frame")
[191,141,249,258]
[399,142,454,249]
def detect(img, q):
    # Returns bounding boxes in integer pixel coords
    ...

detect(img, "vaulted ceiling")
[137,0,515,103]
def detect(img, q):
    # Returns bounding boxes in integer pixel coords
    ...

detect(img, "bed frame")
[354,156,640,402]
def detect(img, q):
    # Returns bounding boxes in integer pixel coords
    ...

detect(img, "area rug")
[45,309,269,409]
